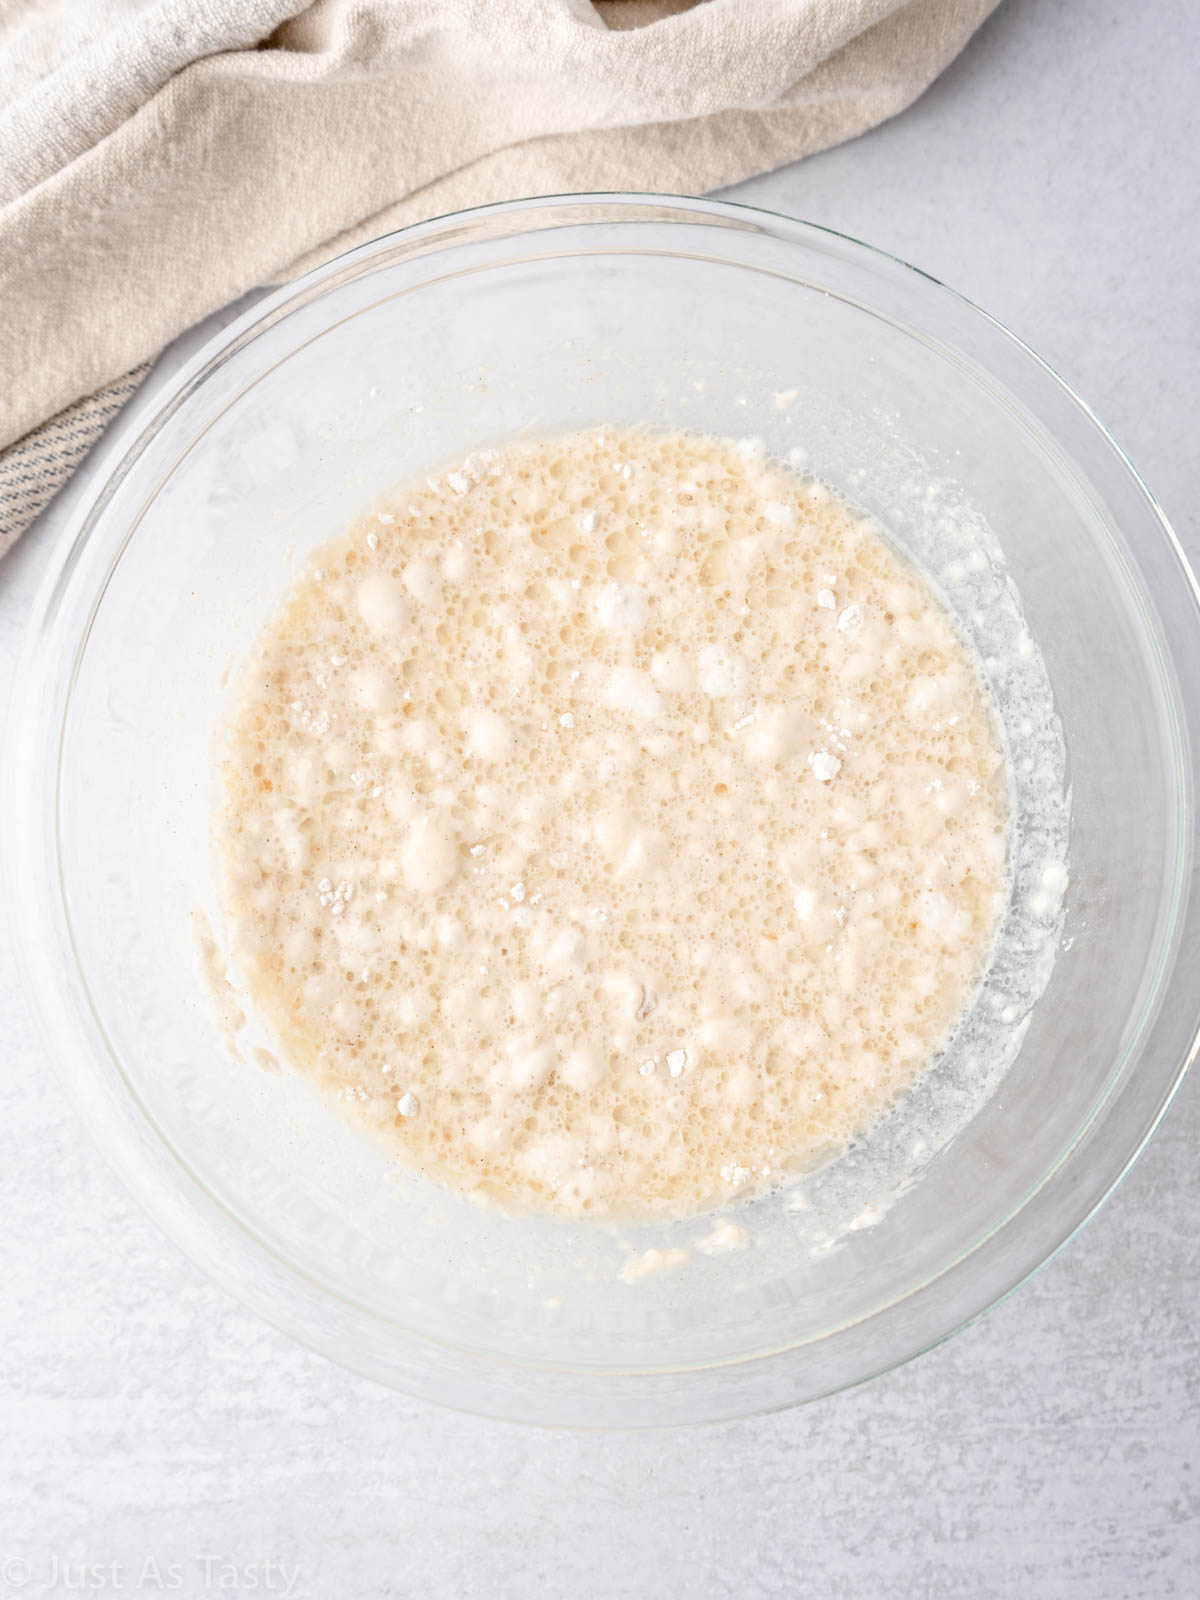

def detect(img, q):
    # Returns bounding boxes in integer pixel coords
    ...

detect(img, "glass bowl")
[6,195,1199,1427]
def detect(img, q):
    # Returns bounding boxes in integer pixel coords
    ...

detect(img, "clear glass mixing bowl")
[6,196,1199,1426]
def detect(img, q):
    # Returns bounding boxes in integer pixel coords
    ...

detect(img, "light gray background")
[2,1,1197,1595]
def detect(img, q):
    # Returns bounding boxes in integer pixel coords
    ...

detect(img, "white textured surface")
[1,0,1198,1593]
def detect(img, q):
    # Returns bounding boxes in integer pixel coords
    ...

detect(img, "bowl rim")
[6,191,1199,1426]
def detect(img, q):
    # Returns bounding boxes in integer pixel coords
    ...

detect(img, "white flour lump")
[218,427,1009,1218]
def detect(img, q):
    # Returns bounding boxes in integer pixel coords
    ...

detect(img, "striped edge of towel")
[0,362,153,561]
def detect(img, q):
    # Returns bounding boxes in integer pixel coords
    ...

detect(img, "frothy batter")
[218,428,1009,1216]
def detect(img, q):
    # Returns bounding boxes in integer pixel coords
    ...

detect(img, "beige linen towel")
[0,0,999,556]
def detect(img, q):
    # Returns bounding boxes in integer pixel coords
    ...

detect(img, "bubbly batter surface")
[219,428,1009,1216]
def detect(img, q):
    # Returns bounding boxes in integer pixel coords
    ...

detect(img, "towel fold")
[0,0,999,557]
